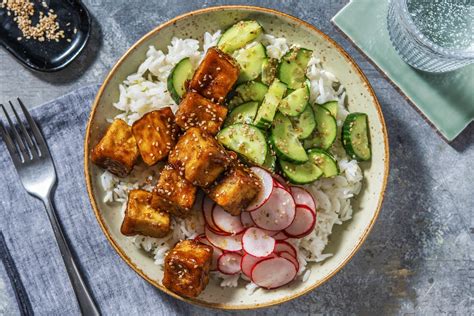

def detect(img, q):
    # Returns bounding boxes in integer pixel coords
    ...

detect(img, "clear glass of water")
[387,0,474,72]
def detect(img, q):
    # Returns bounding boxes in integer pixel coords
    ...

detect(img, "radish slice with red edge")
[195,235,223,271]
[240,211,254,228]
[212,204,245,234]
[241,253,276,277]
[251,257,297,289]
[278,251,299,272]
[274,240,297,258]
[202,198,221,232]
[217,252,242,275]
[284,205,316,238]
[246,167,274,211]
[205,226,242,252]
[290,186,316,213]
[242,227,276,258]
[273,174,290,190]
[251,187,296,231]
[272,231,288,241]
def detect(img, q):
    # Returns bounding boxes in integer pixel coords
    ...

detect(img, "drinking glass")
[387,0,474,72]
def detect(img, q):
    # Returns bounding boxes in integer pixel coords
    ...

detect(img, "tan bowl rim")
[84,5,390,310]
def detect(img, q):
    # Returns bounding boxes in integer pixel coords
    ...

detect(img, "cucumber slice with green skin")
[321,100,338,118]
[262,148,277,171]
[235,43,267,83]
[217,20,263,54]
[278,82,310,116]
[279,158,323,184]
[278,48,313,89]
[342,113,371,161]
[217,123,267,165]
[307,148,339,177]
[270,112,308,163]
[261,57,278,85]
[290,105,316,140]
[228,81,268,109]
[224,101,259,127]
[304,106,337,150]
[254,79,287,129]
[167,58,193,103]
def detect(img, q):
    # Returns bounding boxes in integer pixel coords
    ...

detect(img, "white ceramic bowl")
[84,6,389,310]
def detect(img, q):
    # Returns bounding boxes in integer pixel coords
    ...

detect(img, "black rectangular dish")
[0,0,91,72]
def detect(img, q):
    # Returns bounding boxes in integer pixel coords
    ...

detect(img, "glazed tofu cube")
[169,127,231,187]
[154,164,197,217]
[132,107,179,166]
[163,239,213,298]
[121,190,170,238]
[91,119,139,177]
[175,92,228,135]
[207,165,262,215]
[189,47,239,103]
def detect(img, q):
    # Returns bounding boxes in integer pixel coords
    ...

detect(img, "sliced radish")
[194,233,206,242]
[241,253,274,277]
[195,235,223,271]
[251,187,296,231]
[273,174,290,190]
[202,198,221,232]
[217,252,242,275]
[272,231,289,241]
[247,167,274,211]
[205,226,242,252]
[242,227,276,258]
[212,204,245,234]
[251,257,297,289]
[274,241,297,258]
[284,205,316,238]
[279,251,299,272]
[290,186,316,213]
[240,211,255,228]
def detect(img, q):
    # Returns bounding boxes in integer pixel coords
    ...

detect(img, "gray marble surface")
[0,0,473,315]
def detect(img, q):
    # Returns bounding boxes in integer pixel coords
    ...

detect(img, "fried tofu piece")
[189,47,239,103]
[132,108,179,166]
[169,127,231,187]
[175,92,228,135]
[120,190,170,238]
[163,240,213,298]
[154,164,197,217]
[207,165,262,215]
[91,119,139,177]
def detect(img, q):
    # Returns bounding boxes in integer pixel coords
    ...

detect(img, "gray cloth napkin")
[0,86,208,315]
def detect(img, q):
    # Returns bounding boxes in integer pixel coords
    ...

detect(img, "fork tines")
[0,98,46,163]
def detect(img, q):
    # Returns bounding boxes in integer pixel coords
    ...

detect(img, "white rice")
[101,30,363,290]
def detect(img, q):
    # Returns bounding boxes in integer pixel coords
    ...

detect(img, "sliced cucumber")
[235,43,267,83]
[279,159,323,184]
[217,20,263,54]
[217,123,267,165]
[228,81,268,108]
[304,105,337,150]
[224,101,259,127]
[290,105,316,140]
[321,100,338,118]
[278,48,313,89]
[254,79,287,129]
[261,57,278,85]
[308,148,339,178]
[342,113,371,161]
[278,81,310,116]
[270,112,308,163]
[167,58,193,103]
[262,147,276,171]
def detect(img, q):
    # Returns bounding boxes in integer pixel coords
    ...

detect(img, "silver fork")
[0,98,100,316]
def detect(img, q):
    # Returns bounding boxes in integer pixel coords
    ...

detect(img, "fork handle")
[42,198,100,316]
